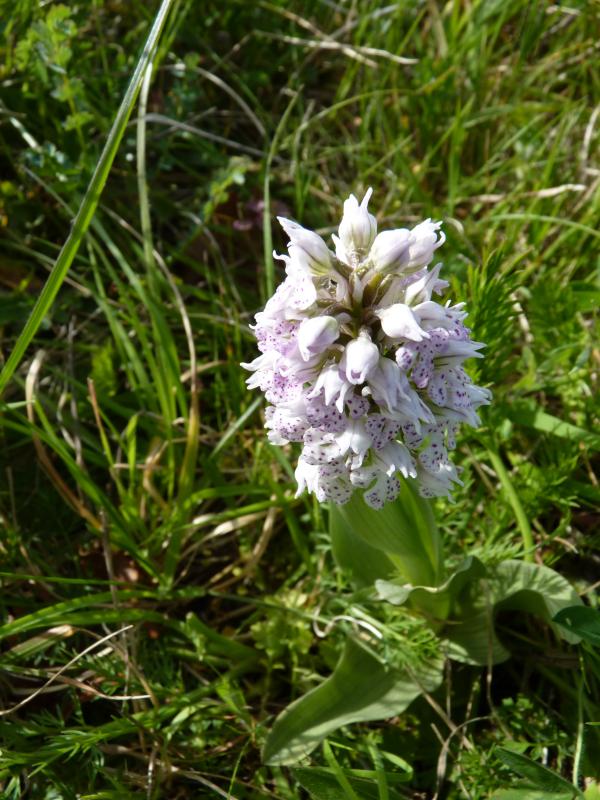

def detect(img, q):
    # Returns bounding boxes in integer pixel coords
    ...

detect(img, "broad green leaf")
[292,767,406,800]
[553,606,600,646]
[444,603,510,665]
[495,748,583,797]
[330,480,443,587]
[375,558,580,665]
[443,560,581,665]
[263,637,442,765]
[492,561,582,644]
[376,556,487,619]
[330,503,397,587]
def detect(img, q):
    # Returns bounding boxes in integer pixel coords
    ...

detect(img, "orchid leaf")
[491,560,582,643]
[443,560,582,665]
[444,605,509,664]
[262,636,443,765]
[330,479,443,588]
[375,556,487,619]
[330,501,397,587]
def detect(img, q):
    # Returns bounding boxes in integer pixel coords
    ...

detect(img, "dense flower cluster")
[242,190,491,508]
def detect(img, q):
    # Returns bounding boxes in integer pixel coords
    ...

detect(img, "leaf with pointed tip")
[376,556,487,619]
[494,747,583,798]
[263,637,442,765]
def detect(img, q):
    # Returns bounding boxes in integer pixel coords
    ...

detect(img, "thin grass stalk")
[137,61,157,280]
[486,447,535,561]
[0,0,175,398]
[572,668,585,790]
[135,52,179,502]
[262,91,300,300]
[155,251,201,586]
[322,740,361,800]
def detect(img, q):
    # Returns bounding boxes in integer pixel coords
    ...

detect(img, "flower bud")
[342,331,379,384]
[404,263,448,305]
[297,316,340,361]
[406,219,445,270]
[338,188,377,260]
[369,219,445,276]
[376,303,429,342]
[277,217,333,276]
[368,228,411,273]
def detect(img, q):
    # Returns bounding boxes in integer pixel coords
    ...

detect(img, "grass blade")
[0,0,175,397]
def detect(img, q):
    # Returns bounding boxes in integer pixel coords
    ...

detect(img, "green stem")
[0,0,175,398]
[486,448,535,561]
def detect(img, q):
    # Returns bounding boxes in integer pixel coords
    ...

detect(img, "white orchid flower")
[243,190,490,507]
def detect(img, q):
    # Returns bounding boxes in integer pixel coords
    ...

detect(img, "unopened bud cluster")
[243,190,490,508]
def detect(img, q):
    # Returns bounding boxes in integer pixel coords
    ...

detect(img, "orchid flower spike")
[242,190,490,508]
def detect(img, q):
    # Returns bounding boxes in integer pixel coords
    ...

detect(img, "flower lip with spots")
[243,189,490,508]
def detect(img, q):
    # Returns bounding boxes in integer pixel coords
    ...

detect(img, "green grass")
[0,0,599,797]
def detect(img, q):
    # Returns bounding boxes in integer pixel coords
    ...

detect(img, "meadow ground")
[0,1,599,797]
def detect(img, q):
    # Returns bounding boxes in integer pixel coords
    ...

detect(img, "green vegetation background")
[0,0,598,797]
